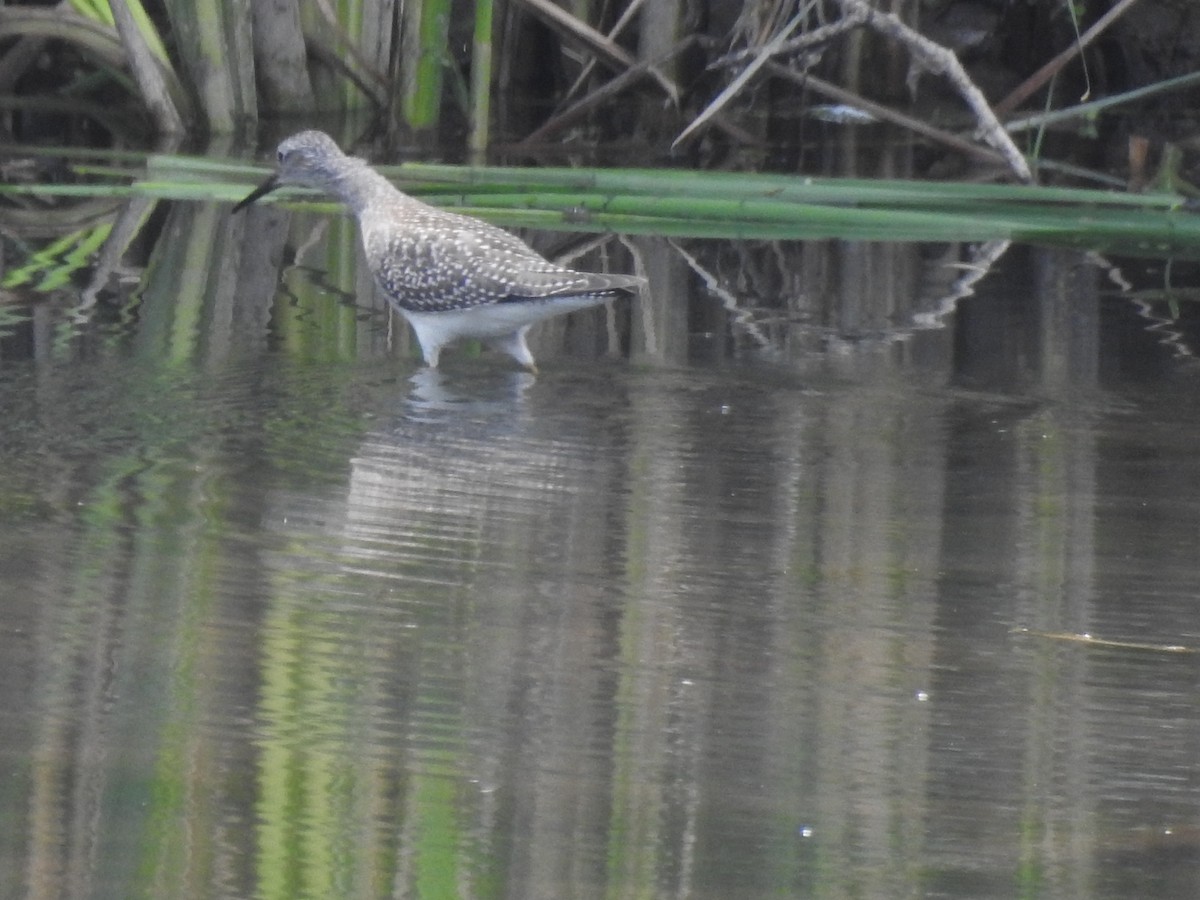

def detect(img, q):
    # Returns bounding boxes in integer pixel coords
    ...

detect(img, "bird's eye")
[277,149,286,163]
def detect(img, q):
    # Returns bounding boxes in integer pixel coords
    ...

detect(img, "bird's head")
[233,130,352,212]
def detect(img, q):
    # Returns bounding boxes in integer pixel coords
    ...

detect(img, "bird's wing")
[504,270,646,301]
[364,220,618,312]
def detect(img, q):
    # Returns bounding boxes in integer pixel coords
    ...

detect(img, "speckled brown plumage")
[234,130,644,369]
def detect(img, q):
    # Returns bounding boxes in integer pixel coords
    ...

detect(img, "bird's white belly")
[399,295,608,342]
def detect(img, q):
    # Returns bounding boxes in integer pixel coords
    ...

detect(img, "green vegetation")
[5,148,1200,262]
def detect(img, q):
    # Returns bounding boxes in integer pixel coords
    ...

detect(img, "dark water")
[2,195,1200,899]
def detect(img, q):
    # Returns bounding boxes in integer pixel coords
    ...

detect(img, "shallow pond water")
[2,191,1200,898]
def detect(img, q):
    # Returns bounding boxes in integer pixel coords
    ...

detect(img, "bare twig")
[558,0,649,108]
[518,38,749,147]
[767,63,1012,170]
[671,9,806,150]
[514,0,677,102]
[993,0,1143,118]
[837,0,1031,182]
[1012,626,1196,654]
[1003,70,1200,134]
[709,8,867,69]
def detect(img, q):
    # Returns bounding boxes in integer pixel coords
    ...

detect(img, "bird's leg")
[489,327,538,372]
[420,341,442,368]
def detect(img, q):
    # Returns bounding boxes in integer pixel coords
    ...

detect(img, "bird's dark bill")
[232,175,280,213]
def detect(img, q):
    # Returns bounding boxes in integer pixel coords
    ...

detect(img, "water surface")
[2,197,1200,898]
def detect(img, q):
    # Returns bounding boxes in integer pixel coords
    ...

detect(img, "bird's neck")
[330,159,407,216]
